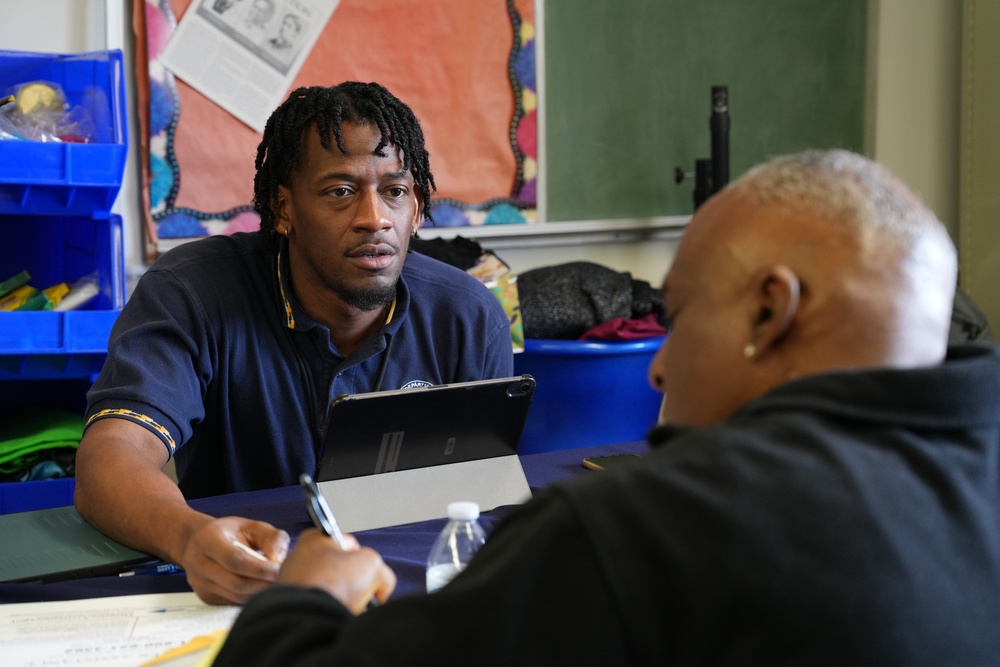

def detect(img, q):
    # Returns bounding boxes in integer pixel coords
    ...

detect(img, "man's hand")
[75,419,292,605]
[179,516,290,605]
[277,528,396,614]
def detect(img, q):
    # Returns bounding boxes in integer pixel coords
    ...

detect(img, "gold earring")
[743,343,756,358]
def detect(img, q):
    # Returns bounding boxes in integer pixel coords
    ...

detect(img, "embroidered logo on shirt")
[401,380,433,389]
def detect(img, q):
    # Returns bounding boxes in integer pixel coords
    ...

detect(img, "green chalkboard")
[544,0,868,221]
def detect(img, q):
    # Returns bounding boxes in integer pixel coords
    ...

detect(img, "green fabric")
[0,409,83,473]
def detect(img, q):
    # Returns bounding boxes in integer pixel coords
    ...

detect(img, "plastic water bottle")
[426,501,486,593]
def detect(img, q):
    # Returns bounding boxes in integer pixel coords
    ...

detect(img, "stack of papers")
[0,592,239,667]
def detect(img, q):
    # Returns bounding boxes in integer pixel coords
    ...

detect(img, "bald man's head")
[649,149,957,428]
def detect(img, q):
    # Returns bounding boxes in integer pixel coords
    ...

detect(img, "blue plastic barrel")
[513,336,666,454]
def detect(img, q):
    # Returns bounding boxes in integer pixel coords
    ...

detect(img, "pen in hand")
[299,473,351,550]
[231,537,271,562]
[299,473,379,609]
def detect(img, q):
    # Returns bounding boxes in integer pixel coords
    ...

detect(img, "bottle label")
[426,563,464,593]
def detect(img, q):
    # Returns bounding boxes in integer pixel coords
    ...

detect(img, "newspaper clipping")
[161,0,340,132]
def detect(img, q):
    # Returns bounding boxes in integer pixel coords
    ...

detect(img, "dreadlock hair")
[253,82,436,238]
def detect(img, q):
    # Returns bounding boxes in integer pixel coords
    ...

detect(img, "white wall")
[496,236,676,287]
[1,0,105,53]
[0,0,962,289]
[958,0,1000,328]
[869,0,961,237]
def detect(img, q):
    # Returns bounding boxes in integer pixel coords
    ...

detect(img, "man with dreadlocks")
[74,83,514,604]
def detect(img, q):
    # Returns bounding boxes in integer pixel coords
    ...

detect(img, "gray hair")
[735,149,956,278]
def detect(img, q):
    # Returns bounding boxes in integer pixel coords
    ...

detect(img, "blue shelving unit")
[0,49,128,513]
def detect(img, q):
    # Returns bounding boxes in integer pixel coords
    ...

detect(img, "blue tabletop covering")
[0,441,649,604]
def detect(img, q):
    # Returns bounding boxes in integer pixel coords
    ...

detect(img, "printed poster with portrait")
[199,1,311,75]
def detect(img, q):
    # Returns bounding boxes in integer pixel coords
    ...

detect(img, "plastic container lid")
[447,501,480,521]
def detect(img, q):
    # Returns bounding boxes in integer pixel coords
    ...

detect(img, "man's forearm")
[74,421,209,564]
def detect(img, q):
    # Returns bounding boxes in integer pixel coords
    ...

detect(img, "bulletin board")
[137,0,868,252]
[139,0,538,253]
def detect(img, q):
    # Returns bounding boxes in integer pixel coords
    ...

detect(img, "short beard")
[334,279,397,312]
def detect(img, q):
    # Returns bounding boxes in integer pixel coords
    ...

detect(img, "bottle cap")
[447,501,480,521]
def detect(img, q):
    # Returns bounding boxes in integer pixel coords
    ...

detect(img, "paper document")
[161,0,341,132]
[0,592,240,667]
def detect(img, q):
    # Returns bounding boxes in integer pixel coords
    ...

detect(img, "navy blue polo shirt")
[86,232,513,498]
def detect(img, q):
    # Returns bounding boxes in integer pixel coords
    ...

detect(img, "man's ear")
[748,264,801,356]
[274,185,292,233]
[411,185,425,234]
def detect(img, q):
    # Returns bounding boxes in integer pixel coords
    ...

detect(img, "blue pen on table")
[299,472,379,610]
[119,541,270,578]
[119,561,183,577]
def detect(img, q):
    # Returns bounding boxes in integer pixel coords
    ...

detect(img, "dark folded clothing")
[518,262,666,339]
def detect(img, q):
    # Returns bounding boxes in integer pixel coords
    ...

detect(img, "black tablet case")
[0,505,157,583]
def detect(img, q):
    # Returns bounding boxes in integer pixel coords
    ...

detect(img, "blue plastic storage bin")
[0,49,128,217]
[513,336,666,454]
[0,477,75,514]
[0,214,123,379]
[0,379,88,514]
